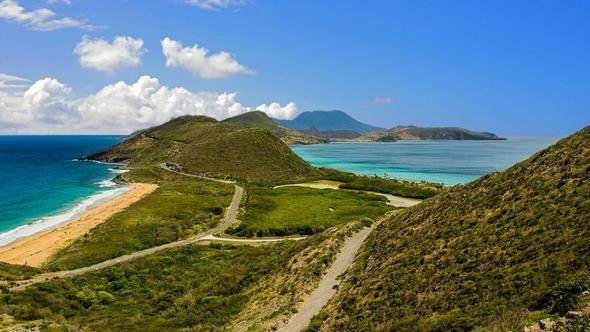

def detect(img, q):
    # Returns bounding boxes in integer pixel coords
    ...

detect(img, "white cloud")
[161,37,253,79]
[0,75,297,134]
[185,0,247,10]
[371,96,393,105]
[256,102,297,120]
[0,0,93,31]
[75,36,145,72]
[0,73,29,89]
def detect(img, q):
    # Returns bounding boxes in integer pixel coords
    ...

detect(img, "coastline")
[0,182,157,267]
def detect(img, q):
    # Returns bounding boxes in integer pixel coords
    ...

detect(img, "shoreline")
[0,182,157,267]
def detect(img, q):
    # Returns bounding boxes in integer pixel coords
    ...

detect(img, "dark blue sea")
[0,136,124,245]
[291,137,558,185]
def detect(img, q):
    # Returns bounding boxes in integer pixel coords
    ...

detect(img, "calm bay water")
[0,136,124,245]
[291,138,558,185]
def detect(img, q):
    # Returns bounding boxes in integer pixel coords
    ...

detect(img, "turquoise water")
[291,138,558,185]
[0,136,124,245]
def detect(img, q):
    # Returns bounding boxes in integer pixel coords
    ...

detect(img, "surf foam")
[0,186,130,247]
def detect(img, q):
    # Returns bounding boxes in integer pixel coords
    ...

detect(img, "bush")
[97,291,115,305]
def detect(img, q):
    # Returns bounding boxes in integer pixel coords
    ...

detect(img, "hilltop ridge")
[86,115,316,183]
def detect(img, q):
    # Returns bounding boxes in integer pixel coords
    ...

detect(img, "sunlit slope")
[322,126,590,331]
[87,115,316,183]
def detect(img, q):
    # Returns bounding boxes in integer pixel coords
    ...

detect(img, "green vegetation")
[0,263,39,282]
[321,126,590,331]
[320,169,444,199]
[87,115,317,183]
[227,185,390,237]
[1,241,306,331]
[223,111,326,145]
[227,220,372,331]
[45,168,234,270]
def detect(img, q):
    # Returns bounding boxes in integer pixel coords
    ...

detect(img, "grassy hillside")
[320,126,590,331]
[223,111,326,144]
[1,242,304,331]
[86,115,317,183]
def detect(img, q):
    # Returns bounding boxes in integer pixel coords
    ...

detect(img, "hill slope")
[86,115,316,183]
[222,111,326,144]
[276,110,385,134]
[363,125,505,141]
[322,126,590,330]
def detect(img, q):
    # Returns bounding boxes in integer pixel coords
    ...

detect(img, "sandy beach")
[0,183,158,267]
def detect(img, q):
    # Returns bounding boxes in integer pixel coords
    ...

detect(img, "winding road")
[9,163,288,291]
[9,162,422,332]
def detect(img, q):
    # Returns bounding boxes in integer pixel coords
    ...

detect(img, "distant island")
[360,125,506,142]
[275,110,385,135]
[273,110,505,143]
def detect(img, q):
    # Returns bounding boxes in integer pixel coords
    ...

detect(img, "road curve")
[10,164,244,291]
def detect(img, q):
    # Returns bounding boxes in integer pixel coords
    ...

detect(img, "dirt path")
[279,225,376,332]
[274,182,421,208]
[201,235,306,243]
[9,165,245,291]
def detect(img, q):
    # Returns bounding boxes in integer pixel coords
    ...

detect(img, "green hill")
[321,126,590,331]
[223,111,326,145]
[86,115,316,183]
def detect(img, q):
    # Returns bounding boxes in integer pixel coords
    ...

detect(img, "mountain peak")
[276,110,384,134]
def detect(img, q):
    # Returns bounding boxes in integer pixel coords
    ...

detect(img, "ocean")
[291,137,558,185]
[0,136,558,246]
[0,136,125,246]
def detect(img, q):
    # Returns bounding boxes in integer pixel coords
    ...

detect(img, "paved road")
[9,164,244,291]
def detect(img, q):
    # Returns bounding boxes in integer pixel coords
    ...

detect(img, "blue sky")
[0,0,588,135]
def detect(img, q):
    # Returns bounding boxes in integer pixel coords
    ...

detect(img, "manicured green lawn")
[228,185,391,237]
[46,169,234,271]
[1,242,304,331]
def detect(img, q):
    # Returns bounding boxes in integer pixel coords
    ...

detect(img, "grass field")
[317,169,445,199]
[45,168,234,271]
[227,185,391,237]
[1,242,305,331]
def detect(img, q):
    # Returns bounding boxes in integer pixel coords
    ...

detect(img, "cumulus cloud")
[74,36,146,72]
[256,102,297,120]
[0,75,297,134]
[161,37,253,79]
[185,0,247,10]
[371,96,393,105]
[0,0,93,31]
